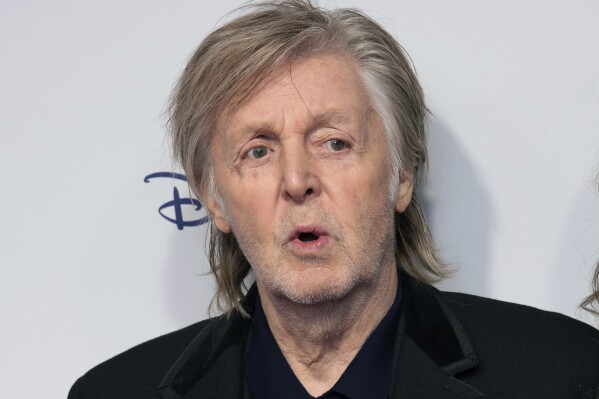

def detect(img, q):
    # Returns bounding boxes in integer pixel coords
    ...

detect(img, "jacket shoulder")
[438,290,599,396]
[68,318,217,399]
[438,289,599,343]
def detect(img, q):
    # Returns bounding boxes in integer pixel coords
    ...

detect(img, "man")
[69,1,598,398]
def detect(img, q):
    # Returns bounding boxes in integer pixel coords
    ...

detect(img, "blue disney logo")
[144,172,209,230]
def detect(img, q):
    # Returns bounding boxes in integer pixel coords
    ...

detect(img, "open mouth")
[298,232,319,242]
[289,226,330,254]
[288,226,329,250]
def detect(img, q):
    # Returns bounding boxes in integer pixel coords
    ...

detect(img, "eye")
[326,139,348,152]
[247,146,269,159]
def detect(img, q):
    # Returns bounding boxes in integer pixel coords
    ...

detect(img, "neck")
[257,260,398,396]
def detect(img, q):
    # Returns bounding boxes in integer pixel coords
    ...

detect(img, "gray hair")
[581,264,599,317]
[167,0,448,316]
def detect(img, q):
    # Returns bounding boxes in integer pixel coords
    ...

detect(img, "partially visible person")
[582,260,599,316]
[581,178,599,318]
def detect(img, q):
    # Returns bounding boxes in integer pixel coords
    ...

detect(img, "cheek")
[339,163,391,205]
[225,173,280,224]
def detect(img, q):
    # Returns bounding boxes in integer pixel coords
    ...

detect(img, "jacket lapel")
[157,286,257,399]
[390,276,484,399]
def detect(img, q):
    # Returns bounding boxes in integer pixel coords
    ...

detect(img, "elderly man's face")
[206,54,412,304]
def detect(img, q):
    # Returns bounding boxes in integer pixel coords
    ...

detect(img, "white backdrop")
[2,1,599,397]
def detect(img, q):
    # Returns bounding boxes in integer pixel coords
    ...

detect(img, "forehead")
[218,53,372,136]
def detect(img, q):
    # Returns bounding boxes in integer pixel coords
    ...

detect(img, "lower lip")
[288,235,330,252]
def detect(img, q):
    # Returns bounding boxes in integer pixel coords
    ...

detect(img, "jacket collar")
[390,276,484,398]
[157,284,257,399]
[158,275,483,399]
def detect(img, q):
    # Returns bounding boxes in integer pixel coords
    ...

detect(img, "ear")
[202,191,232,234]
[395,173,414,213]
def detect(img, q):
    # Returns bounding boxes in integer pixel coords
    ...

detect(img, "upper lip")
[288,225,329,241]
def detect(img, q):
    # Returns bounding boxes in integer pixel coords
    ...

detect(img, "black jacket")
[69,276,599,398]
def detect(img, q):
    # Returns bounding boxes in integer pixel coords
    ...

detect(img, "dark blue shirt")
[244,284,402,399]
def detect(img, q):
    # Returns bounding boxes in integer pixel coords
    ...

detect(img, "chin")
[273,270,359,306]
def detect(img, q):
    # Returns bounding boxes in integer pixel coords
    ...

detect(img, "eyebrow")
[309,110,353,131]
[235,122,277,140]
[233,109,354,140]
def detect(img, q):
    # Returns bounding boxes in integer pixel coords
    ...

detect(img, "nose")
[280,145,321,203]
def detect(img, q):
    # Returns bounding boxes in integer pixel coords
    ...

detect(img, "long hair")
[167,0,449,316]
[580,177,599,317]
[580,264,599,316]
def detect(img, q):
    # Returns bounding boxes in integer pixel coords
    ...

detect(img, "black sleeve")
[67,378,82,399]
